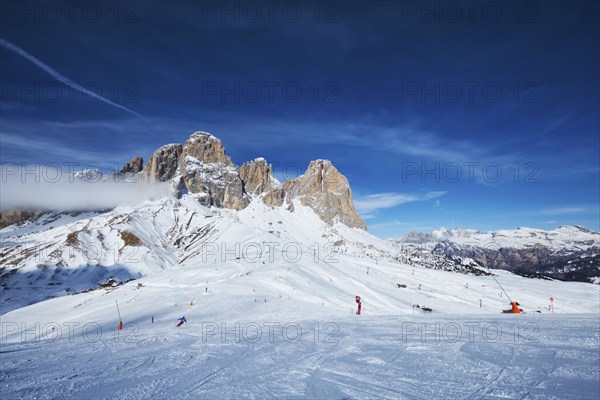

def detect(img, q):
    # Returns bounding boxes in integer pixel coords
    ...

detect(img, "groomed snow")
[1,195,599,398]
[1,314,598,399]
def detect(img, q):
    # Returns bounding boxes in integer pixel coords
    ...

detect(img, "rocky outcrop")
[144,144,182,183]
[263,188,286,207]
[179,133,248,210]
[283,160,366,230]
[135,132,365,227]
[119,157,144,174]
[239,158,272,194]
[181,132,233,166]
[180,156,249,210]
[1,130,365,230]
[239,158,284,207]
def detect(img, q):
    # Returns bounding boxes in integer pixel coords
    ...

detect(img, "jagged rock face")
[119,157,143,174]
[239,158,284,207]
[180,156,249,210]
[144,144,182,183]
[283,160,366,230]
[182,132,233,166]
[137,132,364,226]
[179,133,248,210]
[239,158,271,194]
[263,188,285,207]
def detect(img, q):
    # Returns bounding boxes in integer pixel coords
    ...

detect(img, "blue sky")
[1,0,598,237]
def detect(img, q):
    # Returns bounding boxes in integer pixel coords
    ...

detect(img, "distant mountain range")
[397,226,599,283]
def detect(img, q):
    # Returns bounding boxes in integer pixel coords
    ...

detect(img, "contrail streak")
[0,37,145,119]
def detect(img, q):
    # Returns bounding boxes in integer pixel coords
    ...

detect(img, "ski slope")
[2,195,598,317]
[1,314,598,399]
[1,195,599,398]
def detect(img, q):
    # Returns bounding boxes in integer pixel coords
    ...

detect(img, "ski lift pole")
[491,274,513,303]
[115,300,123,330]
[191,289,202,306]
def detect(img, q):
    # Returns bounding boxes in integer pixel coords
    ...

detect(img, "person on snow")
[176,316,187,327]
[510,301,523,313]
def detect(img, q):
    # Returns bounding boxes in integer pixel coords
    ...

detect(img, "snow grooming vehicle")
[491,274,524,314]
[502,301,524,314]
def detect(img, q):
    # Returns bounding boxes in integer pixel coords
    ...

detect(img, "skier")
[176,316,187,327]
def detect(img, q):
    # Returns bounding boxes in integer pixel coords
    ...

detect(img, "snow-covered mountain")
[138,131,365,229]
[2,192,599,318]
[399,226,600,283]
[1,131,598,321]
[2,131,599,399]
[0,194,498,314]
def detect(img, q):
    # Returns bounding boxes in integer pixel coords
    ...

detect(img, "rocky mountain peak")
[182,131,233,166]
[177,132,247,210]
[135,131,366,229]
[239,158,284,208]
[119,156,144,175]
[283,160,366,230]
[144,143,183,183]
[239,158,279,194]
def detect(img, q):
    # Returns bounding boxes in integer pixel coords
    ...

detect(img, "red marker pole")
[116,300,123,330]
[550,297,554,314]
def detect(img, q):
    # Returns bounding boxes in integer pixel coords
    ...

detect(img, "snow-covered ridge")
[2,194,598,317]
[1,131,598,334]
[406,225,599,252]
[399,225,599,283]
[70,168,103,181]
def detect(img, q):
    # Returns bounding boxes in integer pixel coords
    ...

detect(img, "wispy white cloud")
[367,219,438,238]
[246,118,482,163]
[0,164,170,211]
[503,206,594,220]
[367,220,414,229]
[536,207,587,216]
[0,37,144,119]
[0,118,175,166]
[1,133,114,163]
[354,191,446,214]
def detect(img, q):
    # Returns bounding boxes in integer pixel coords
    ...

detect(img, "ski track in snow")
[1,198,599,398]
[1,315,598,399]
